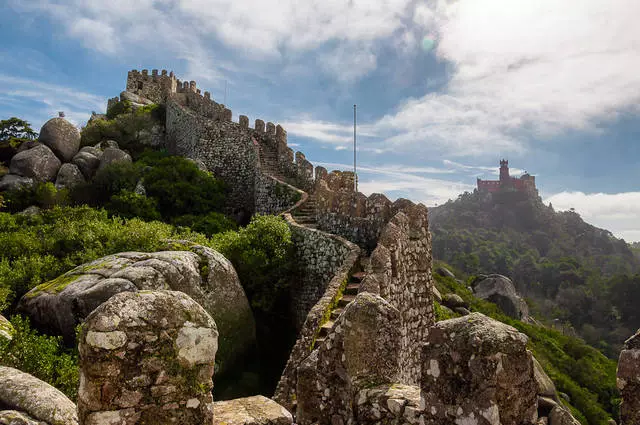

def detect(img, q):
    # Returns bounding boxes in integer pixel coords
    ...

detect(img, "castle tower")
[499,159,510,183]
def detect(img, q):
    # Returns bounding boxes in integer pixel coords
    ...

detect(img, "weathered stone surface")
[436,266,456,279]
[38,117,80,162]
[0,410,46,425]
[421,313,538,425]
[18,246,255,374]
[54,163,85,189]
[0,313,14,342]
[548,406,581,425]
[213,396,293,425]
[9,145,61,182]
[617,329,640,425]
[0,174,34,192]
[71,151,100,180]
[472,274,529,320]
[98,147,131,171]
[296,292,402,425]
[120,91,155,106]
[78,290,217,425]
[533,356,557,398]
[355,384,421,425]
[0,366,78,425]
[442,293,467,310]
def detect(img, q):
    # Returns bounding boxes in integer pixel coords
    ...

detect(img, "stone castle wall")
[274,215,360,411]
[255,174,305,215]
[362,203,435,384]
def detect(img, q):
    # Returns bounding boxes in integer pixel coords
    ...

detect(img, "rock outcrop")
[0,174,34,192]
[98,147,132,171]
[213,396,293,425]
[420,313,538,425]
[0,366,79,425]
[54,163,85,189]
[472,274,529,320]
[78,290,217,425]
[618,328,640,425]
[18,245,255,374]
[9,144,61,182]
[38,117,81,162]
[296,292,402,425]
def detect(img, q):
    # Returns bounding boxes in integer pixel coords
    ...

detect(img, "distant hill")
[429,189,640,357]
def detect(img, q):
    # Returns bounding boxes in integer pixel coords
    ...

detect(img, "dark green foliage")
[173,212,237,236]
[106,100,132,119]
[0,206,207,310]
[80,105,164,158]
[0,315,78,400]
[141,156,225,218]
[430,190,640,357]
[71,161,144,206]
[3,182,69,212]
[433,262,619,425]
[0,117,38,165]
[105,190,162,221]
[212,215,295,314]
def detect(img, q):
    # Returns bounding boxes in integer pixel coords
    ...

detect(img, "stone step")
[344,283,359,295]
[318,321,334,338]
[330,309,343,321]
[313,337,325,349]
[350,272,367,283]
[337,294,356,308]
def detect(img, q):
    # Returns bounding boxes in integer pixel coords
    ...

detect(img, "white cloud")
[545,191,640,242]
[314,160,474,206]
[0,74,105,129]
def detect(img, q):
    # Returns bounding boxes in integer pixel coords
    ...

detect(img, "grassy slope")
[433,261,619,425]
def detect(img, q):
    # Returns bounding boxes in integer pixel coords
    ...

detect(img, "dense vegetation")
[433,262,619,425]
[0,117,38,166]
[430,189,640,357]
[0,111,299,399]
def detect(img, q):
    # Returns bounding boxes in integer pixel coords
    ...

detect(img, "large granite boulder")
[18,244,255,375]
[71,149,101,180]
[0,313,13,342]
[421,313,538,425]
[0,174,34,192]
[9,145,61,182]
[0,366,78,425]
[472,274,529,320]
[533,357,557,399]
[213,396,293,425]
[38,117,80,162]
[97,147,131,171]
[54,163,85,189]
[618,329,640,425]
[78,290,217,425]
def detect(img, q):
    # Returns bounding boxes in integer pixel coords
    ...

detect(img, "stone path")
[292,194,317,229]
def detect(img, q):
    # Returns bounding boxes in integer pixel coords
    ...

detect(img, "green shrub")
[141,156,226,219]
[106,100,132,119]
[0,206,208,309]
[173,212,237,236]
[212,215,295,314]
[3,182,69,212]
[0,315,78,400]
[105,190,161,221]
[70,161,143,206]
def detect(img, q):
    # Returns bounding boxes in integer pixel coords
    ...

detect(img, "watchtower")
[499,159,510,183]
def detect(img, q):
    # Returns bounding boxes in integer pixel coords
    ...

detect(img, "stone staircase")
[292,194,317,229]
[312,260,369,350]
[259,144,284,180]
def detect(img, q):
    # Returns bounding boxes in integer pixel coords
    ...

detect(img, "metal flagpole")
[224,80,227,105]
[354,104,357,192]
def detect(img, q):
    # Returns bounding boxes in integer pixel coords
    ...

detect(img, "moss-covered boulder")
[0,313,13,342]
[0,366,79,425]
[18,245,255,375]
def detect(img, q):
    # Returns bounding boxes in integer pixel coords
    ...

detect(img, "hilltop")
[429,186,640,357]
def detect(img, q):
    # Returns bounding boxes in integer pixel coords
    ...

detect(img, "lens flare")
[422,36,436,52]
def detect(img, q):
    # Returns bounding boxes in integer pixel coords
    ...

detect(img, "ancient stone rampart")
[274,214,360,411]
[77,290,218,425]
[255,174,305,215]
[314,170,415,252]
[362,203,435,384]
[618,329,640,425]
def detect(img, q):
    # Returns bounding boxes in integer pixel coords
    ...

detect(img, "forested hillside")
[429,189,640,357]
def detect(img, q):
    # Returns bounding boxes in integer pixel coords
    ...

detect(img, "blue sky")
[2,0,640,240]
